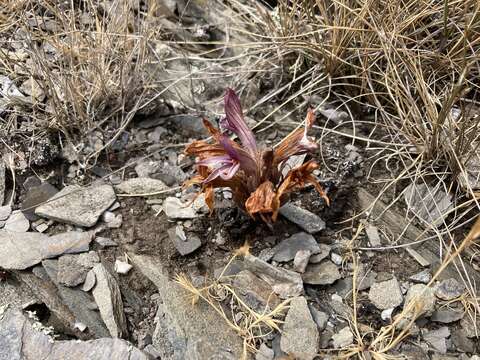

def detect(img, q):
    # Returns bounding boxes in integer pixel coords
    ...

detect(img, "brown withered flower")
[184,88,329,224]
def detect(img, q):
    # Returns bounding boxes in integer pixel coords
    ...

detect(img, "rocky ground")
[1,1,480,360]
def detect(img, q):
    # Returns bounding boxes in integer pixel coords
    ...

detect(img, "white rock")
[164,197,197,219]
[115,260,133,275]
[381,308,394,321]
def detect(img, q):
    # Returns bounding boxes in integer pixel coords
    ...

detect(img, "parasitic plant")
[184,88,329,223]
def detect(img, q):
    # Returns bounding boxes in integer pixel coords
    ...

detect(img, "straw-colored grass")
[0,0,162,166]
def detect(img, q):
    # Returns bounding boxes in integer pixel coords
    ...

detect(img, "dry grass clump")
[228,0,480,197]
[332,217,480,359]
[0,0,163,164]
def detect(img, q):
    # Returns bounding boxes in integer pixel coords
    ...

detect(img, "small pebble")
[115,260,133,275]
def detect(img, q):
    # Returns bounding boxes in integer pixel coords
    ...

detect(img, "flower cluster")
[184,88,329,223]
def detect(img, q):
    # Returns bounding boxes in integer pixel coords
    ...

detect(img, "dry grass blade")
[175,247,290,358]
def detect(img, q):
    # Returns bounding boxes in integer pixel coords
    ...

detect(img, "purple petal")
[196,155,234,167]
[298,134,319,152]
[219,135,258,175]
[222,88,257,154]
[203,162,240,183]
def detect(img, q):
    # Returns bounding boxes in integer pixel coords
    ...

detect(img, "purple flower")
[221,88,258,155]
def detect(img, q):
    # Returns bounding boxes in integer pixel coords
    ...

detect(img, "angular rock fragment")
[243,254,303,299]
[95,236,118,248]
[431,308,464,324]
[435,278,465,300]
[280,297,319,360]
[409,269,432,284]
[293,250,311,273]
[0,205,11,221]
[365,224,381,247]
[92,263,128,338]
[368,277,403,310]
[114,178,168,194]
[0,231,93,270]
[309,243,331,263]
[272,232,320,262]
[41,259,110,339]
[82,270,96,292]
[167,226,202,255]
[35,184,116,227]
[57,252,99,287]
[303,260,341,285]
[115,260,133,275]
[279,204,326,234]
[423,326,450,354]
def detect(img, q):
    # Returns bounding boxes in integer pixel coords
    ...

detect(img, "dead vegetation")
[0,0,163,167]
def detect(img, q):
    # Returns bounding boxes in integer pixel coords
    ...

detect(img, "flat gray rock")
[4,211,30,232]
[154,164,187,187]
[424,326,450,354]
[435,278,465,300]
[280,297,319,360]
[0,309,148,360]
[243,254,303,299]
[35,184,116,227]
[279,204,325,234]
[94,236,118,248]
[272,232,320,262]
[365,224,381,247]
[431,308,464,323]
[130,254,246,360]
[451,328,476,353]
[302,260,341,285]
[0,230,93,270]
[92,263,128,338]
[255,343,274,360]
[368,277,403,310]
[409,269,432,284]
[167,226,202,255]
[114,178,168,194]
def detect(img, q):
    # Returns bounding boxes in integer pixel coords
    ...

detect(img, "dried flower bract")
[184,88,329,223]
